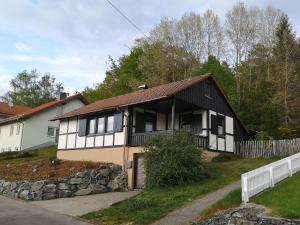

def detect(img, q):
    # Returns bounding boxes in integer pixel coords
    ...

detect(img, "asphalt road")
[0,196,91,225]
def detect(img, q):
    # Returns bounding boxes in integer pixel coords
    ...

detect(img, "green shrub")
[48,157,61,166]
[126,198,156,210]
[0,150,38,160]
[212,153,241,162]
[17,150,38,158]
[83,160,93,169]
[143,131,207,188]
[0,151,18,160]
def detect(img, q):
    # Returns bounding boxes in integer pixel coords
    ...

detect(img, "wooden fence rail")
[235,138,300,158]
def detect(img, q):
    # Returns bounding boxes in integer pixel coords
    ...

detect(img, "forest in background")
[83,2,300,139]
[1,2,300,139]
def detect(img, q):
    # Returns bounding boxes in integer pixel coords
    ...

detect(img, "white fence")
[241,152,300,202]
[235,138,300,158]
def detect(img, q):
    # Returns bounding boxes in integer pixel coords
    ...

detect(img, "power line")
[105,0,149,39]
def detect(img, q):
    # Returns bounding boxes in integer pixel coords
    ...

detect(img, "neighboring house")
[0,94,88,152]
[0,102,31,121]
[54,74,250,188]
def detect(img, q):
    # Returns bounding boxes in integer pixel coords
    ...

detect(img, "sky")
[0,0,299,96]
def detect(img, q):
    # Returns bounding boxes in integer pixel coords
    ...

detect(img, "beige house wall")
[57,146,143,189]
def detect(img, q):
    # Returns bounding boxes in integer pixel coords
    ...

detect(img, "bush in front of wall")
[143,131,207,188]
[48,157,61,166]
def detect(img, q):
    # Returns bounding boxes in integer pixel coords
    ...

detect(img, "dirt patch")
[0,159,108,182]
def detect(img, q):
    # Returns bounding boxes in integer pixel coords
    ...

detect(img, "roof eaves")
[0,94,87,126]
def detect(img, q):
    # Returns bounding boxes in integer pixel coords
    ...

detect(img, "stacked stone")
[0,164,128,201]
[193,207,300,225]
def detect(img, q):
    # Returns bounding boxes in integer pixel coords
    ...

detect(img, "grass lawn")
[82,156,276,225]
[197,171,300,222]
[253,172,300,219]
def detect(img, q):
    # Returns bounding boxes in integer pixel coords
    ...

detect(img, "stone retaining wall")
[0,164,127,201]
[193,205,300,225]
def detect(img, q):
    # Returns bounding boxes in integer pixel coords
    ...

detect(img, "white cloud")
[14,42,31,52]
[10,55,33,62]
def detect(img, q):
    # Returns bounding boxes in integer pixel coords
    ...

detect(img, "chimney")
[58,92,69,100]
[138,84,148,90]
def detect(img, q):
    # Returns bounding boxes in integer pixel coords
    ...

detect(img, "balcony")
[130,130,208,148]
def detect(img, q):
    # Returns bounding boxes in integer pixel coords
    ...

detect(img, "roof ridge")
[53,74,211,120]
[90,74,210,104]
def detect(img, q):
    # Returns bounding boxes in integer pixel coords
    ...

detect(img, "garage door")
[134,154,145,189]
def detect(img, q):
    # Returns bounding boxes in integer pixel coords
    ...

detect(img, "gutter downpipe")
[116,108,129,172]
[17,117,25,152]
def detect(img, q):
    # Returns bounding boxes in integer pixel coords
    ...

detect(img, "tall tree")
[202,10,224,60]
[176,12,204,74]
[273,15,300,127]
[1,70,64,107]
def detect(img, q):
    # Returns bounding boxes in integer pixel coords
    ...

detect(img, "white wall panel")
[68,119,77,133]
[114,132,125,145]
[218,138,225,151]
[58,135,66,149]
[226,135,234,152]
[59,121,68,134]
[104,134,113,146]
[95,136,104,147]
[76,135,86,148]
[67,134,76,149]
[0,122,23,152]
[86,136,94,148]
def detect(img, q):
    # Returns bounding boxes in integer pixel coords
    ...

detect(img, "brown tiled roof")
[0,103,31,117]
[0,94,88,125]
[54,75,210,120]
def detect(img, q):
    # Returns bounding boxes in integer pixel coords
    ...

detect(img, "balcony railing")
[130,130,208,148]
